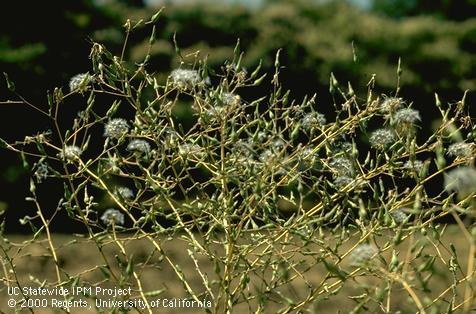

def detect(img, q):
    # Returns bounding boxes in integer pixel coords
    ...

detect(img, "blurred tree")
[116,0,146,7]
[0,0,123,232]
[372,0,476,21]
[0,0,122,100]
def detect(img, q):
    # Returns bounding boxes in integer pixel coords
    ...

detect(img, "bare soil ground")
[0,225,471,313]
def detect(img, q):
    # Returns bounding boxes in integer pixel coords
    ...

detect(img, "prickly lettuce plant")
[1,11,475,313]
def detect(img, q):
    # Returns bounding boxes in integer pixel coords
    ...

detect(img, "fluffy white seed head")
[100,208,125,226]
[444,166,476,198]
[201,106,226,124]
[233,139,254,158]
[350,244,378,266]
[69,73,90,92]
[390,208,408,224]
[104,118,129,139]
[369,129,395,149]
[379,96,403,113]
[257,131,268,143]
[297,146,318,169]
[60,145,82,160]
[220,92,241,106]
[333,176,354,189]
[272,138,286,151]
[403,160,424,173]
[116,187,134,200]
[127,139,151,154]
[329,157,354,176]
[179,143,205,159]
[259,149,276,163]
[333,142,353,154]
[301,112,326,131]
[393,108,421,125]
[447,142,473,158]
[169,69,201,89]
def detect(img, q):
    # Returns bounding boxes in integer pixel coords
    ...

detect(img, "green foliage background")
[1,0,475,231]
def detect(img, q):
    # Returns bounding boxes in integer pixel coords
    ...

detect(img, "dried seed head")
[447,142,473,158]
[104,118,129,139]
[390,208,408,224]
[350,244,378,266]
[179,143,205,159]
[333,142,353,154]
[393,108,421,125]
[403,160,424,173]
[257,131,268,143]
[300,112,326,131]
[169,69,201,89]
[272,138,286,151]
[444,166,476,197]
[329,157,354,176]
[259,149,276,163]
[69,73,90,92]
[100,208,125,226]
[379,96,403,113]
[33,160,49,183]
[233,139,254,158]
[369,129,395,149]
[333,176,354,189]
[220,92,241,106]
[127,139,151,154]
[201,106,226,124]
[116,187,134,200]
[60,145,82,160]
[297,146,318,169]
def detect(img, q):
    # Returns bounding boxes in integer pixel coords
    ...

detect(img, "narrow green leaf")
[323,260,347,281]
[3,72,15,92]
[148,7,164,24]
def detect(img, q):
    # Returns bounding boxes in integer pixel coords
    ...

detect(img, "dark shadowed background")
[1,0,475,232]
